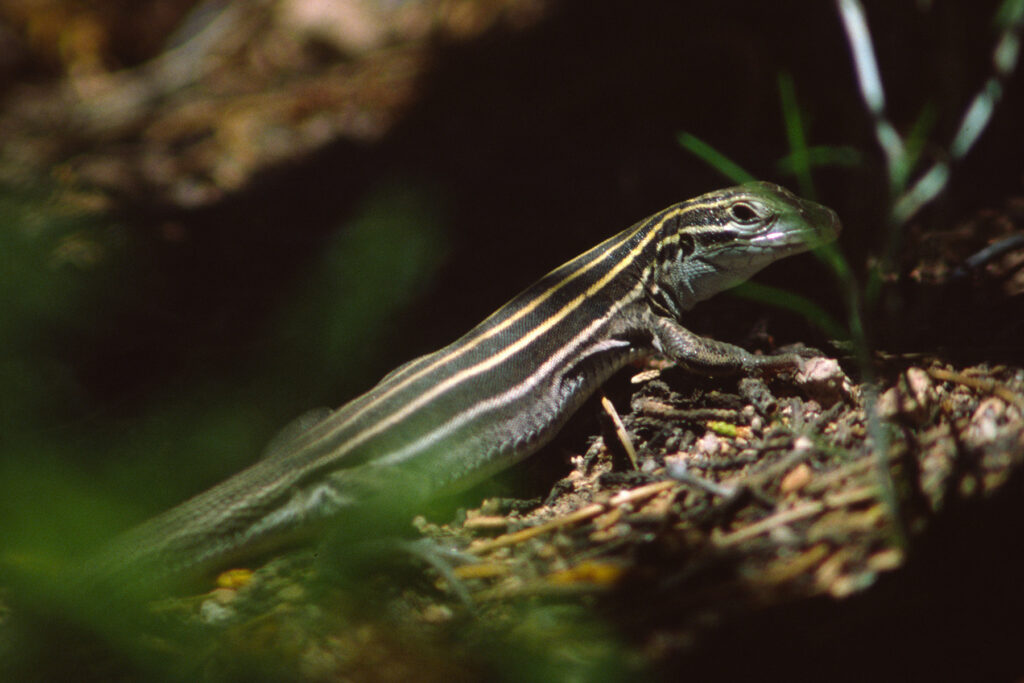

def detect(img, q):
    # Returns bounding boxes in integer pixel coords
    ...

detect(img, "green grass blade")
[676,132,755,184]
[776,145,862,173]
[777,72,815,199]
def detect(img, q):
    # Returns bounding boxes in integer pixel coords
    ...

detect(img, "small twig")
[823,484,880,508]
[608,480,677,506]
[803,455,877,494]
[601,395,638,470]
[927,366,1024,412]
[953,234,1024,280]
[634,397,740,423]
[665,460,738,499]
[715,478,884,547]
[630,368,663,384]
[737,448,815,490]
[958,235,1024,272]
[468,481,680,556]
[713,501,826,547]
[467,504,605,555]
[471,576,612,602]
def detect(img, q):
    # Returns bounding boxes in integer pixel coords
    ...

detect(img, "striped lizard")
[91,181,841,586]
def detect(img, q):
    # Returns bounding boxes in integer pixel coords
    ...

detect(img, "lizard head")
[653,181,841,312]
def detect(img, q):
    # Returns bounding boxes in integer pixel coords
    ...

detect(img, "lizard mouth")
[802,201,843,243]
[751,202,842,251]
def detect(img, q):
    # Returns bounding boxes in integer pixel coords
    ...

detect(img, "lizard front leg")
[649,314,816,377]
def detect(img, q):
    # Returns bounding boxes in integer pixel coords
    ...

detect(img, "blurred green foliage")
[0,181,448,575]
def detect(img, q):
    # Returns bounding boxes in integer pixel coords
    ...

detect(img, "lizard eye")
[729,202,759,223]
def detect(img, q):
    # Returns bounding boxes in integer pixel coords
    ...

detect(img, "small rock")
[792,435,814,455]
[966,397,1007,446]
[905,367,932,401]
[876,367,935,425]
[199,599,235,625]
[749,415,764,434]
[695,431,723,456]
[795,357,853,407]
[780,463,813,494]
